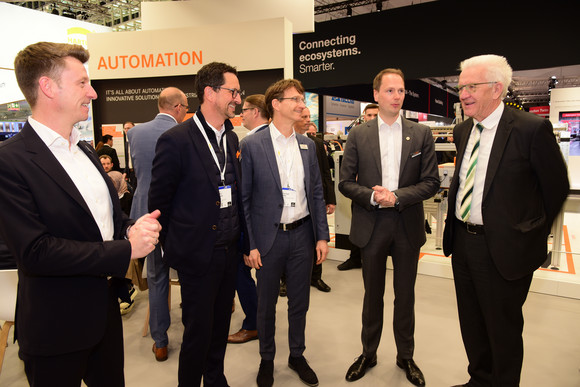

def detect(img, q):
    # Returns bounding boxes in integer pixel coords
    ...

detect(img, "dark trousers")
[452,218,532,387]
[21,285,124,387]
[235,254,258,330]
[311,250,322,281]
[360,210,419,360]
[256,219,314,360]
[177,243,238,387]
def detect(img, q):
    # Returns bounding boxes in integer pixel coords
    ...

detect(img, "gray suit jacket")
[128,113,177,219]
[241,126,329,256]
[339,117,440,249]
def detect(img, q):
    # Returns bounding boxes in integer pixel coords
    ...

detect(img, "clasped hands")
[372,185,397,208]
[128,209,162,259]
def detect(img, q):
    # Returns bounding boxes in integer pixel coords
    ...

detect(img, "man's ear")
[38,76,55,99]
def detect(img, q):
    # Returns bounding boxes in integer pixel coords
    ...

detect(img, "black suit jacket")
[339,117,440,249]
[149,114,247,277]
[443,107,569,280]
[0,123,132,356]
[308,134,336,205]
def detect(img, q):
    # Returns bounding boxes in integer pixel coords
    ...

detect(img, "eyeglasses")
[215,86,245,99]
[175,103,189,112]
[455,82,497,94]
[241,107,256,113]
[278,96,306,104]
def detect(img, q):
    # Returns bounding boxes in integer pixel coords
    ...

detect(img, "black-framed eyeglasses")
[455,82,497,94]
[175,103,189,112]
[215,86,245,99]
[241,107,256,113]
[278,96,306,104]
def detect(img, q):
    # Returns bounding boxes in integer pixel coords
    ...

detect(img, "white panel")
[141,0,313,33]
[88,18,290,80]
[0,3,111,105]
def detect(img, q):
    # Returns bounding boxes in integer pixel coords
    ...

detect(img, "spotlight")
[376,0,382,11]
[347,5,352,17]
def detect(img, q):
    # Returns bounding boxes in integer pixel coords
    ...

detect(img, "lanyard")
[194,113,227,185]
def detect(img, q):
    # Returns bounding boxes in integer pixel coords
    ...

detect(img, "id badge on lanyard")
[282,187,297,207]
[219,185,232,208]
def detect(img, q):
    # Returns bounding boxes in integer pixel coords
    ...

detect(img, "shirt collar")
[377,113,402,130]
[157,113,178,123]
[269,123,296,142]
[28,116,80,148]
[476,102,504,130]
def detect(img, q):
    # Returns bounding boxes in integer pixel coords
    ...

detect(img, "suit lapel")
[23,124,94,219]
[261,131,283,191]
[297,135,310,194]
[399,118,412,178]
[366,120,382,176]
[187,118,220,195]
[483,109,512,200]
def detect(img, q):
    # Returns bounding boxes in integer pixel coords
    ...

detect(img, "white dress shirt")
[370,114,402,206]
[269,124,309,224]
[29,117,114,241]
[455,103,504,225]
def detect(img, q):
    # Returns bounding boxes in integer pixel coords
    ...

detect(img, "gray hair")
[460,54,512,99]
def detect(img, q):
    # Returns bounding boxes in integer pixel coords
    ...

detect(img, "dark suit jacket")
[97,144,121,172]
[308,134,336,205]
[0,123,132,357]
[241,127,330,257]
[339,117,440,249]
[443,107,569,280]
[149,114,246,276]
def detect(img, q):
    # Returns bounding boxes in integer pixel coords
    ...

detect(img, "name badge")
[300,144,308,150]
[282,187,297,207]
[219,185,232,208]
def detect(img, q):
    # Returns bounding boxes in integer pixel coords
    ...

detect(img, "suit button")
[211,225,217,230]
[216,201,220,206]
[274,223,278,227]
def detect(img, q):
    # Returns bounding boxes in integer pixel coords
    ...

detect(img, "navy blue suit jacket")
[241,126,329,256]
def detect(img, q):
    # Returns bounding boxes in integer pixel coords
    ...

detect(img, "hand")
[245,249,262,269]
[128,209,162,259]
[372,185,396,207]
[315,240,329,264]
[326,204,336,215]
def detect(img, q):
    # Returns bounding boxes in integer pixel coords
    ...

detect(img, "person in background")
[228,94,270,345]
[241,79,329,387]
[0,41,160,386]
[149,62,247,386]
[123,121,137,190]
[296,107,335,293]
[97,133,121,172]
[339,68,439,386]
[443,54,569,387]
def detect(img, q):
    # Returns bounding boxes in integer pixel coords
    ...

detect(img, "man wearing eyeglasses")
[443,55,569,387]
[241,79,329,387]
[149,63,247,386]
[127,86,188,362]
[339,68,439,386]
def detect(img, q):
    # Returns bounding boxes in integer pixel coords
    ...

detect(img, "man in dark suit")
[241,79,329,387]
[339,68,439,386]
[443,54,569,387]
[296,107,335,292]
[228,94,270,345]
[148,62,246,386]
[128,86,188,361]
[97,134,121,171]
[0,41,160,386]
